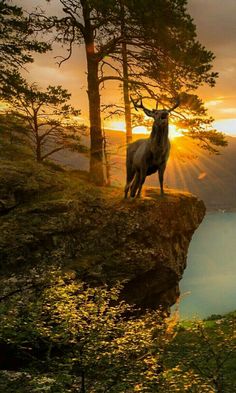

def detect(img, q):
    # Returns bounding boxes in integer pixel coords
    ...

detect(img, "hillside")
[53,132,236,210]
[0,149,235,393]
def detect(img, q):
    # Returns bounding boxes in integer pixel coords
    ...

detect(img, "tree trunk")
[36,142,42,162]
[33,109,42,162]
[122,42,132,145]
[86,54,104,185]
[121,1,132,145]
[103,128,111,186]
[83,2,104,186]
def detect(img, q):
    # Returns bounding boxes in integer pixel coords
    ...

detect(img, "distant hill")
[54,131,236,210]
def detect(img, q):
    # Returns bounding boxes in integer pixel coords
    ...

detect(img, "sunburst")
[108,121,181,140]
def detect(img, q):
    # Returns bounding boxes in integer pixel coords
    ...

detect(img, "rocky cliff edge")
[0,160,206,309]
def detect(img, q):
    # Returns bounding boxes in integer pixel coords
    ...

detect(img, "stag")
[124,97,180,198]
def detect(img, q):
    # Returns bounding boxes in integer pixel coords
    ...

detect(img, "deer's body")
[125,97,179,198]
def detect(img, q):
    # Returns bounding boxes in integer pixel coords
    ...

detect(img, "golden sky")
[18,0,236,136]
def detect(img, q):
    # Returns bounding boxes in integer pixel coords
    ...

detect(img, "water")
[178,212,236,319]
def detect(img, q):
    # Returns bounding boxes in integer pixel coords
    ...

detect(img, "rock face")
[0,161,205,310]
[79,188,206,310]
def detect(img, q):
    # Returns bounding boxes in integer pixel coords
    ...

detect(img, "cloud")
[189,0,236,50]
[213,119,236,135]
[220,108,236,114]
[188,1,236,121]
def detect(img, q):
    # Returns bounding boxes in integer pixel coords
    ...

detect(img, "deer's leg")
[124,172,135,198]
[130,171,140,198]
[136,167,147,198]
[124,158,135,198]
[124,183,130,199]
[125,167,135,199]
[158,163,166,195]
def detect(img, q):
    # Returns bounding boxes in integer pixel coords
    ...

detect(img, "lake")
[178,212,236,319]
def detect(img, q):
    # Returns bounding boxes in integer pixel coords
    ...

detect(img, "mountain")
[53,131,236,210]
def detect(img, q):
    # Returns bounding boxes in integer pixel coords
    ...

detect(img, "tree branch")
[41,146,68,160]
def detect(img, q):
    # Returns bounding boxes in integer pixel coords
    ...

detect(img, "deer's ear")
[143,108,154,118]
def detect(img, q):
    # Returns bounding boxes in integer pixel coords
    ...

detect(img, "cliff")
[0,160,206,309]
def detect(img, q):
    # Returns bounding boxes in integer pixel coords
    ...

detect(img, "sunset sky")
[17,0,236,136]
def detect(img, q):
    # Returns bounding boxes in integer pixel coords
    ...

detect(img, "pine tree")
[0,0,50,82]
[1,73,86,162]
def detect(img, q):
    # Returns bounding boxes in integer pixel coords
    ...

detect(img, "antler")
[130,96,157,118]
[130,95,144,111]
[168,97,180,113]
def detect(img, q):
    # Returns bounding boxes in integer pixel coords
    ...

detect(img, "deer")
[124,96,180,198]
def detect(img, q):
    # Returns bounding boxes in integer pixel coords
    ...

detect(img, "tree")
[120,0,132,144]
[1,73,86,162]
[32,0,126,185]
[31,0,226,183]
[0,0,50,82]
[105,0,226,152]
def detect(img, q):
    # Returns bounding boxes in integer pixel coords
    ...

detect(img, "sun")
[169,124,181,140]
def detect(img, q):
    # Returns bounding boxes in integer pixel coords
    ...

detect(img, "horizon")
[105,122,236,138]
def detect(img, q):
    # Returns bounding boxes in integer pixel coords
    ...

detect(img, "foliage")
[128,0,218,90]
[0,267,235,392]
[173,93,228,154]
[165,315,236,392]
[0,111,33,160]
[30,0,226,184]
[0,269,169,392]
[0,72,87,162]
[101,0,226,152]
[0,0,50,82]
